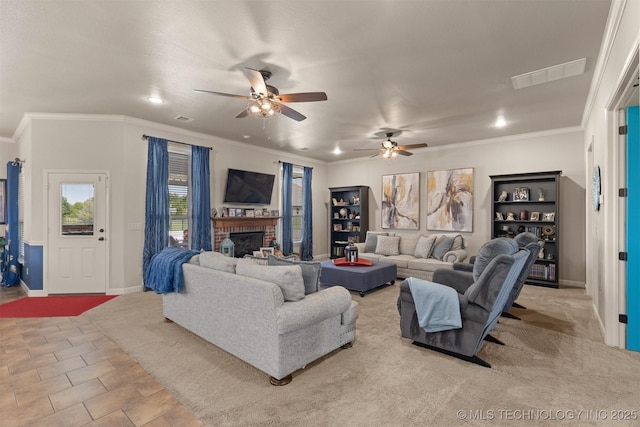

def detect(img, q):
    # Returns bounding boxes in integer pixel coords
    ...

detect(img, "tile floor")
[0,286,202,427]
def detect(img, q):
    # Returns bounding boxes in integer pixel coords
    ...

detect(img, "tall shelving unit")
[329,186,369,259]
[490,171,561,288]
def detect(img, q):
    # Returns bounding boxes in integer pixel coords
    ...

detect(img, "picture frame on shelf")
[245,209,255,217]
[228,208,236,217]
[254,209,263,217]
[253,250,263,257]
[236,208,244,216]
[513,187,529,201]
[333,224,342,231]
[530,212,540,221]
[543,212,555,221]
[260,247,275,257]
[262,209,270,216]
[271,210,280,216]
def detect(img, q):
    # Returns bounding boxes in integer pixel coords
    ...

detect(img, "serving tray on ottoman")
[332,257,373,267]
[320,259,396,297]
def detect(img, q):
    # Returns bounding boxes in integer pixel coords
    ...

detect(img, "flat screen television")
[223,168,275,204]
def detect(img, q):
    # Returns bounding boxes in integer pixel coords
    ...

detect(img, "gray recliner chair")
[436,232,542,318]
[398,238,528,367]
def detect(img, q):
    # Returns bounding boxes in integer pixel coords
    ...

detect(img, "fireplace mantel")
[212,216,281,228]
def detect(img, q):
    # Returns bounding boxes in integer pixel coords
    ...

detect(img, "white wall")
[583,0,639,346]
[328,128,586,286]
[2,114,330,294]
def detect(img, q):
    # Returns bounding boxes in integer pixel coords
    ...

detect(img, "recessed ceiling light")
[494,117,507,128]
[147,96,164,104]
[242,135,251,139]
[333,147,342,155]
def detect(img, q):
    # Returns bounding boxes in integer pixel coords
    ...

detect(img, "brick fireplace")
[212,216,280,253]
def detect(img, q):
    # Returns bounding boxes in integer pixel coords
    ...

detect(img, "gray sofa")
[354,231,468,281]
[162,252,359,385]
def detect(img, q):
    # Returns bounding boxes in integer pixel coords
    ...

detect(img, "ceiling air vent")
[511,58,586,90]
[174,115,194,122]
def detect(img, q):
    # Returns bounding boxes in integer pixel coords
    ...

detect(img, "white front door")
[47,172,108,294]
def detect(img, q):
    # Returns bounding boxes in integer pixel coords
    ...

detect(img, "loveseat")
[353,231,468,281]
[162,252,359,385]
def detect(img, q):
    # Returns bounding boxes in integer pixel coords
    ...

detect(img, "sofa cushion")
[414,235,437,259]
[375,235,400,256]
[364,231,388,253]
[267,255,321,295]
[398,233,420,255]
[407,258,452,272]
[236,258,305,302]
[199,251,238,273]
[378,255,412,269]
[430,235,455,260]
[241,254,270,265]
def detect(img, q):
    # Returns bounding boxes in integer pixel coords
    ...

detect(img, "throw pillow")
[375,235,400,256]
[267,255,321,295]
[364,231,388,253]
[430,235,454,260]
[235,259,305,302]
[398,233,420,255]
[199,251,238,273]
[242,254,270,265]
[414,235,437,259]
[449,234,465,251]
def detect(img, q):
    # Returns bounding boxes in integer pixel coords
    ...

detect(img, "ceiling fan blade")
[194,89,251,99]
[279,103,306,121]
[277,92,328,103]
[243,68,268,96]
[397,143,428,150]
[397,150,413,156]
[235,109,249,119]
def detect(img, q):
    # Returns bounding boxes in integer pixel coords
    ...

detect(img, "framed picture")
[382,172,420,229]
[271,210,280,216]
[228,208,236,217]
[513,187,529,201]
[543,212,555,221]
[495,212,504,220]
[427,168,474,232]
[245,209,255,217]
[260,247,275,257]
[253,250,263,257]
[236,208,244,216]
[530,212,540,221]
[254,209,262,217]
[333,224,342,231]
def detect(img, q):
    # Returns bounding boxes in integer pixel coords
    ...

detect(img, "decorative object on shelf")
[245,209,255,217]
[352,195,360,205]
[546,253,554,260]
[530,212,540,221]
[332,198,338,206]
[427,167,473,232]
[333,224,342,231]
[542,212,555,221]
[513,187,529,201]
[271,210,280,216]
[344,242,359,263]
[263,209,270,216]
[339,208,348,218]
[519,210,528,220]
[542,225,556,238]
[538,187,545,201]
[506,212,516,221]
[592,165,601,211]
[382,172,420,229]
[495,212,504,220]
[255,209,263,217]
[538,247,545,259]
[498,190,508,202]
[220,237,235,257]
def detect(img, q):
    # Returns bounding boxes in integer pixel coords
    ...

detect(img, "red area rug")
[0,295,118,318]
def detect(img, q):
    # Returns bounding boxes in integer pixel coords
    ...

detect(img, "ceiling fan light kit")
[195,67,327,122]
[355,132,428,159]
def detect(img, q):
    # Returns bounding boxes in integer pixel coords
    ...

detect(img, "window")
[60,184,95,235]
[292,166,303,242]
[168,144,191,248]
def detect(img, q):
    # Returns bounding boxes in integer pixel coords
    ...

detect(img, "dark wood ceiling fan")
[194,67,327,122]
[354,132,428,158]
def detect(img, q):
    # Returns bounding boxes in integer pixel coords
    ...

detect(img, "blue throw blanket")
[407,277,462,332]
[144,247,200,294]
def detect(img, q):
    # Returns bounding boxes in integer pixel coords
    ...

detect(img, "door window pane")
[61,184,95,235]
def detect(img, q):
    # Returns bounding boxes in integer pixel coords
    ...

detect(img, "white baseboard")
[107,284,143,295]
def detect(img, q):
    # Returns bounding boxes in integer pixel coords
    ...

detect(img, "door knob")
[98,237,105,241]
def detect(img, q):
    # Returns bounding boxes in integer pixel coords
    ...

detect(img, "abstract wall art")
[427,168,473,232]
[382,172,420,229]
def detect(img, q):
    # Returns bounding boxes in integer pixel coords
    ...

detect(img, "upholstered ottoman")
[320,259,397,297]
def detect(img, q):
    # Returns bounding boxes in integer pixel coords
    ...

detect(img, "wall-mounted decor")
[427,168,473,232]
[382,172,420,229]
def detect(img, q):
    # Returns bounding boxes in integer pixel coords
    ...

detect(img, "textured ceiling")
[0,0,612,162]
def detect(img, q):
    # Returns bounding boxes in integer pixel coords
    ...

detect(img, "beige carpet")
[83,284,640,426]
